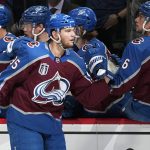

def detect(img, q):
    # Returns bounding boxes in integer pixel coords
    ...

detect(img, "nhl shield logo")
[38,63,49,75]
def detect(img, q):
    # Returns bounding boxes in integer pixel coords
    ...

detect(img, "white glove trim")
[89,55,105,73]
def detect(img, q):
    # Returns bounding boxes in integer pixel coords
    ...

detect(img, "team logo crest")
[78,9,86,15]
[38,63,49,75]
[82,44,93,52]
[27,41,40,48]
[132,37,144,44]
[3,36,14,42]
[32,72,70,106]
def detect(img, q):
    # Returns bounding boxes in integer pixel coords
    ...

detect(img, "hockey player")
[64,7,121,118]
[19,5,51,42]
[84,1,150,122]
[0,5,51,118]
[0,14,110,149]
[68,7,112,79]
[0,4,16,71]
[110,1,150,122]
[0,4,16,117]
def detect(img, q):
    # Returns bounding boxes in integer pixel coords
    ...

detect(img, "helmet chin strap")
[77,27,87,37]
[74,35,80,44]
[50,32,66,51]
[32,27,45,41]
[82,30,87,36]
[142,17,150,34]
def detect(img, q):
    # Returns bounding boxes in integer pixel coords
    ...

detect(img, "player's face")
[135,13,150,33]
[60,27,76,48]
[20,22,44,39]
[0,28,5,39]
[20,23,34,38]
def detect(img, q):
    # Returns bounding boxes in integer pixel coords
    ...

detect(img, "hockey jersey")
[0,39,110,134]
[73,38,120,112]
[0,33,16,117]
[0,33,16,72]
[76,37,110,59]
[111,36,150,104]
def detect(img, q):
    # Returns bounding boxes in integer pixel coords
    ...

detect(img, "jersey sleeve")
[69,57,110,108]
[0,39,41,107]
[111,41,142,95]
[0,53,33,104]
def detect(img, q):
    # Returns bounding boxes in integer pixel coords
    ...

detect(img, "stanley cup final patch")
[38,63,49,75]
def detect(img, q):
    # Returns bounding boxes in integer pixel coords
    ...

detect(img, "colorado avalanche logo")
[27,41,40,48]
[3,36,14,42]
[32,72,70,106]
[82,44,93,52]
[132,37,144,44]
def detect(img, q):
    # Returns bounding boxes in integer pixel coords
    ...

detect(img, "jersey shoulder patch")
[27,41,40,48]
[3,36,15,43]
[131,37,144,45]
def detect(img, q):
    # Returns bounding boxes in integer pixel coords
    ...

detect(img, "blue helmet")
[46,13,75,36]
[68,7,97,32]
[139,1,150,18]
[0,4,12,27]
[21,5,51,27]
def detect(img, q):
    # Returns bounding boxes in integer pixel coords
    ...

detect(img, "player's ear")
[36,24,44,32]
[51,30,59,40]
[143,20,150,32]
[147,21,150,29]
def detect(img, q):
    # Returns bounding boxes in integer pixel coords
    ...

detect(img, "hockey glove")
[84,47,107,80]
[106,54,120,80]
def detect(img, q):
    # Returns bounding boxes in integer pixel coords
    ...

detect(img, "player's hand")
[84,47,120,80]
[110,54,122,66]
[106,54,120,80]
